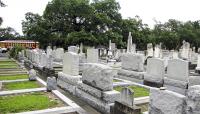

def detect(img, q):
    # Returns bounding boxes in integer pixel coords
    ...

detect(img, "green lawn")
[0,65,18,68]
[0,92,60,114]
[0,74,28,80]
[3,81,41,90]
[113,79,121,82]
[114,86,149,98]
[0,61,16,64]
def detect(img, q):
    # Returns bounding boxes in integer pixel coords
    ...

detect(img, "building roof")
[0,40,39,43]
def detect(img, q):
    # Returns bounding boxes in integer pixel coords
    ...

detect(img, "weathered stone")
[76,88,112,114]
[29,69,37,81]
[68,46,79,54]
[189,76,200,86]
[87,48,99,63]
[103,90,120,103]
[111,101,141,114]
[47,77,57,91]
[121,53,144,72]
[46,46,52,58]
[62,52,79,76]
[164,77,188,88]
[58,72,81,85]
[120,88,134,106]
[149,88,187,114]
[82,63,115,91]
[77,82,102,98]
[166,59,189,82]
[147,43,153,57]
[187,85,200,114]
[54,48,64,62]
[118,68,144,80]
[127,32,133,53]
[144,58,165,84]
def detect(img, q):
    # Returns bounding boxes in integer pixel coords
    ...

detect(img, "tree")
[0,27,20,40]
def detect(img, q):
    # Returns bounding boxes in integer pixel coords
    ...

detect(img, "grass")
[0,61,16,64]
[0,92,60,114]
[0,74,28,80]
[114,85,149,98]
[0,65,18,68]
[113,79,121,82]
[3,81,41,90]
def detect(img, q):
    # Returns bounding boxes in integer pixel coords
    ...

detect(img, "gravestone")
[147,43,154,57]
[87,48,98,63]
[181,41,190,59]
[154,44,162,58]
[46,46,52,58]
[76,63,120,114]
[164,59,189,95]
[127,32,133,53]
[144,58,165,87]
[57,52,81,94]
[187,85,200,114]
[62,52,79,76]
[121,53,144,72]
[54,48,64,62]
[68,46,79,54]
[29,69,37,81]
[195,54,200,72]
[149,88,187,114]
[111,88,141,114]
[82,63,115,91]
[80,43,83,54]
[120,87,134,106]
[47,55,53,69]
[47,77,57,91]
[118,53,145,83]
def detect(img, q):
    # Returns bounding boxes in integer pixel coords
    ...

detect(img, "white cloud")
[1,0,200,34]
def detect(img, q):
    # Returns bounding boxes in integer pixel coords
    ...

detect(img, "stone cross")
[120,87,134,106]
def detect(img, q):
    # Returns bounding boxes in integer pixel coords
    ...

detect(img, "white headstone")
[145,58,165,83]
[63,52,79,76]
[46,46,52,58]
[55,48,64,61]
[68,46,79,54]
[166,59,189,82]
[121,53,144,72]
[147,43,153,57]
[87,48,99,63]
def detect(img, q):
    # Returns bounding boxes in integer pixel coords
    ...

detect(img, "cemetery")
[2,0,200,114]
[1,32,200,113]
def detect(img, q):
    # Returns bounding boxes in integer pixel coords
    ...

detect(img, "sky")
[0,0,200,35]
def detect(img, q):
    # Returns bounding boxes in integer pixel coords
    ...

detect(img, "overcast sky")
[0,0,200,35]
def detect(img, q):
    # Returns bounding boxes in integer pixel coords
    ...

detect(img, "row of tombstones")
[119,52,200,95]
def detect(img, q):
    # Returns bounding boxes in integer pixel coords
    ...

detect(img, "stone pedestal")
[76,63,120,114]
[117,69,144,84]
[57,72,81,94]
[111,101,141,114]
